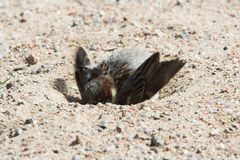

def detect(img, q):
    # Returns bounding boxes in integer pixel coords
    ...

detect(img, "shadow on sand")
[53,78,82,103]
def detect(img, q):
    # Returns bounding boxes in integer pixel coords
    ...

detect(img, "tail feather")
[75,47,91,98]
[75,47,90,70]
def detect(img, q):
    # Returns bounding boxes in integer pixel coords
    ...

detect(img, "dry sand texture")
[0,0,240,159]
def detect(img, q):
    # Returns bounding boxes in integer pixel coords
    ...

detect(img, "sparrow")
[75,47,186,105]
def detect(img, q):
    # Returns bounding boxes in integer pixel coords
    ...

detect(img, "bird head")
[83,75,116,104]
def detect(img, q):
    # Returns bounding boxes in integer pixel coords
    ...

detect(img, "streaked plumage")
[75,47,186,105]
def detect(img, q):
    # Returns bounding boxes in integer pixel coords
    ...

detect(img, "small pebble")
[127,133,136,141]
[24,118,36,125]
[19,18,27,23]
[0,129,4,135]
[216,143,225,150]
[208,108,217,114]
[69,135,80,146]
[0,43,9,59]
[116,126,122,133]
[71,20,80,27]
[52,149,59,154]
[9,128,23,138]
[6,83,13,89]
[17,100,25,105]
[72,155,81,160]
[149,135,163,147]
[26,54,37,65]
[198,51,209,59]
[79,148,87,154]
[87,44,97,51]
[98,121,107,130]
[196,149,201,154]
[105,145,116,152]
[209,129,220,136]
[13,67,24,71]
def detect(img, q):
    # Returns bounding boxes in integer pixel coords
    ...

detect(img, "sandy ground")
[0,0,239,159]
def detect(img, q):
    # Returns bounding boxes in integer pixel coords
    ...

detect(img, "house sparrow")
[75,47,186,105]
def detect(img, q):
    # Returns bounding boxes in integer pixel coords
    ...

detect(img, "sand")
[0,0,239,159]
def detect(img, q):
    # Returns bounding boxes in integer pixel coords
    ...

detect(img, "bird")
[74,47,186,105]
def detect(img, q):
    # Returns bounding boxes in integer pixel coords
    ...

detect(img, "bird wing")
[116,52,186,104]
[143,59,186,100]
[75,47,99,98]
[115,70,145,105]
[127,74,145,104]
[75,47,90,67]
[116,52,160,105]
